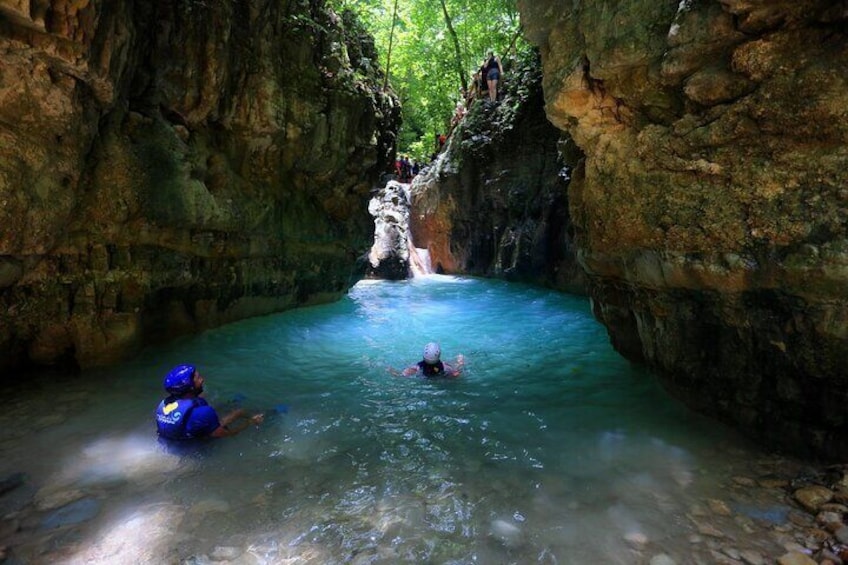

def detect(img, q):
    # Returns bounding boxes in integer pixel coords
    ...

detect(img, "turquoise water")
[0,276,799,563]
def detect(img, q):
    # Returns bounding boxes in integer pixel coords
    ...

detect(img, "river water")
[0,276,811,564]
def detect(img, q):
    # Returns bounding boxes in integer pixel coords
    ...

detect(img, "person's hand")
[456,354,465,366]
[250,413,265,425]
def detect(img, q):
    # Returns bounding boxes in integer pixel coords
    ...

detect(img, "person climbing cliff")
[484,51,503,103]
[155,364,264,440]
[474,60,489,101]
[451,100,467,129]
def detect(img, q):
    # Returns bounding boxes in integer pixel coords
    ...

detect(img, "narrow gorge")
[2,0,848,464]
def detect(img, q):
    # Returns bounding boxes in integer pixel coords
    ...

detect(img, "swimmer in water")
[155,364,264,440]
[392,342,464,378]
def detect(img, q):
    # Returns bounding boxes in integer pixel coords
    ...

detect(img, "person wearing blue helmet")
[155,364,264,440]
[395,342,464,378]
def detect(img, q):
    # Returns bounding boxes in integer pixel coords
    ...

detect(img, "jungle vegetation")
[330,0,528,160]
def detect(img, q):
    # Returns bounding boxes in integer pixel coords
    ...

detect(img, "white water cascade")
[407,239,433,276]
[401,183,433,277]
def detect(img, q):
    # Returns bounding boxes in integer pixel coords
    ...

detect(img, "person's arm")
[497,58,503,74]
[210,409,264,437]
[387,365,417,377]
[446,355,465,377]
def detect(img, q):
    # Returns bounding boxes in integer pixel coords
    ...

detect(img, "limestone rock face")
[366,181,414,280]
[518,0,848,457]
[410,53,587,293]
[0,1,399,372]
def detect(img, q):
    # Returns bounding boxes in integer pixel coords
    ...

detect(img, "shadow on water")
[0,275,807,563]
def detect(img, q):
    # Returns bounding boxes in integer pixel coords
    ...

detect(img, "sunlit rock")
[794,485,833,513]
[65,502,186,563]
[624,530,648,547]
[34,487,86,512]
[691,518,725,539]
[490,518,524,548]
[739,550,766,565]
[708,499,733,517]
[210,545,242,561]
[189,498,231,516]
[366,181,414,279]
[776,551,817,565]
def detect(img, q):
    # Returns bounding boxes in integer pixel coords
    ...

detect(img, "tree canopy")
[330,0,528,160]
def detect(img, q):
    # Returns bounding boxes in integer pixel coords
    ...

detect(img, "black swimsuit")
[418,360,445,378]
[485,57,500,80]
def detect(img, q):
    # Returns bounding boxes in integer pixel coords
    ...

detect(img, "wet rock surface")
[0,1,399,374]
[517,0,848,458]
[410,51,587,293]
[366,181,414,280]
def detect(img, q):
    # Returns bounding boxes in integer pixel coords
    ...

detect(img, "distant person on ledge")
[484,51,503,103]
[155,364,264,440]
[392,342,464,378]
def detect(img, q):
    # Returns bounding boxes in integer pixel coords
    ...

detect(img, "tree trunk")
[383,0,399,91]
[438,0,468,95]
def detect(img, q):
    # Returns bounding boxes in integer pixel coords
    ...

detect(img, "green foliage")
[330,0,528,160]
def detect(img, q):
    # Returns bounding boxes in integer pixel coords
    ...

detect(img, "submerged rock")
[794,486,834,513]
[0,473,26,497]
[490,518,524,548]
[39,497,101,530]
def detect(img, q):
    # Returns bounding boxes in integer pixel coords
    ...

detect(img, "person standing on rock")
[484,51,503,103]
[155,364,264,440]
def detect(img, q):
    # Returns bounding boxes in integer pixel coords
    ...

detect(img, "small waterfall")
[401,183,435,276]
[408,240,433,276]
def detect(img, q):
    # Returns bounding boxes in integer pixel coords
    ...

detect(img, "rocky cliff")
[0,1,399,373]
[518,0,848,458]
[410,52,587,293]
[366,180,417,280]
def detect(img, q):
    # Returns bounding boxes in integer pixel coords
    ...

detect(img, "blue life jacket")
[156,397,209,440]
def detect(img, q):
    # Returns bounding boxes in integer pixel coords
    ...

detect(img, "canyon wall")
[0,1,398,373]
[518,0,848,457]
[410,53,587,293]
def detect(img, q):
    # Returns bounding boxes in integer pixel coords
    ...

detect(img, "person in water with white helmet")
[398,342,464,378]
[155,364,264,440]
